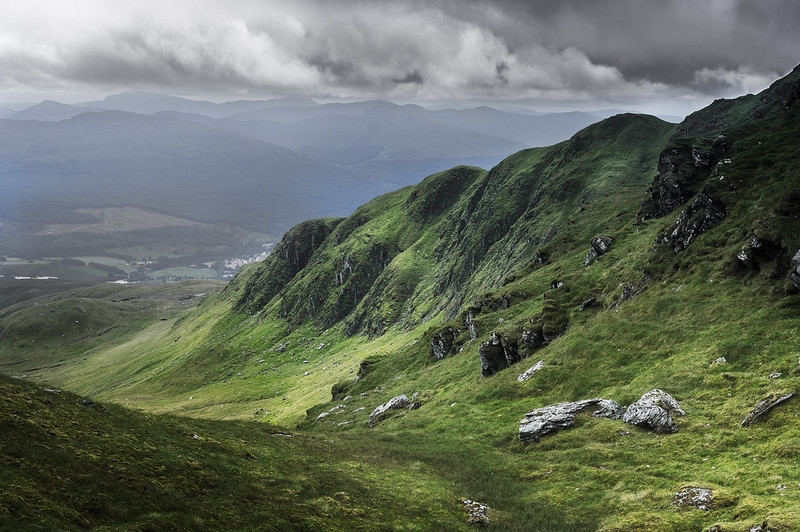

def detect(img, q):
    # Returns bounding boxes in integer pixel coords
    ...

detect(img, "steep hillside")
[0,373,484,531]
[0,98,601,283]
[2,66,800,531]
[236,113,674,332]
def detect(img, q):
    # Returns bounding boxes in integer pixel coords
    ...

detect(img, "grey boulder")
[519,398,623,443]
[622,389,685,433]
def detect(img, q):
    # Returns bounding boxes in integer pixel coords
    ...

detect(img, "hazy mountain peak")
[9,100,94,121]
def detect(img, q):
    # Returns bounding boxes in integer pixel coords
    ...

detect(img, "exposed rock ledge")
[368,393,420,427]
[583,235,613,266]
[741,391,795,427]
[519,389,685,442]
[517,360,544,382]
[519,398,624,443]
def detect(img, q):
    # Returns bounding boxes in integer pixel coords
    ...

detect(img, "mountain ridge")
[2,66,800,531]
[1,93,605,279]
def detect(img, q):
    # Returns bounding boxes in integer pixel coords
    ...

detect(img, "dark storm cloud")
[0,0,798,113]
[433,0,800,92]
[393,71,425,85]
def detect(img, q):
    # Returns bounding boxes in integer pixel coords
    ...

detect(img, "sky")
[1,0,798,116]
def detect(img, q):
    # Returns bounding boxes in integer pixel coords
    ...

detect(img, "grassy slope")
[2,68,800,530]
[1,374,479,531]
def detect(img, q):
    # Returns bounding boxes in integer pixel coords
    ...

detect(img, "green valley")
[2,66,800,531]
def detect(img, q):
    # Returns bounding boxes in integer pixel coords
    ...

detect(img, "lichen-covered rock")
[623,389,685,433]
[672,486,713,511]
[459,498,490,525]
[368,394,410,427]
[519,398,623,443]
[430,326,457,360]
[741,391,795,427]
[521,327,544,350]
[583,236,613,266]
[517,360,544,382]
[669,192,727,252]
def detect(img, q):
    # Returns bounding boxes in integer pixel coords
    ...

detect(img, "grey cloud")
[432,0,800,92]
[0,0,798,113]
[393,71,424,85]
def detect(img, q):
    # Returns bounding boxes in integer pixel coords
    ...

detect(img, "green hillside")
[2,66,800,531]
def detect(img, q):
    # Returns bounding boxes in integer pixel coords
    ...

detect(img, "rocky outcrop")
[518,398,623,443]
[623,389,685,433]
[455,296,512,346]
[518,389,686,442]
[637,135,728,224]
[638,150,687,222]
[741,391,795,427]
[667,192,727,252]
[583,236,613,266]
[735,218,786,271]
[672,487,714,511]
[790,250,800,290]
[478,331,526,377]
[459,498,490,525]
[609,281,644,310]
[517,360,544,382]
[479,332,508,378]
[503,335,521,366]
[521,327,545,350]
[368,393,420,427]
[430,326,458,360]
[691,135,728,169]
[465,311,478,340]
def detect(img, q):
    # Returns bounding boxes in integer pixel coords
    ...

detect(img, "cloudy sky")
[1,0,798,116]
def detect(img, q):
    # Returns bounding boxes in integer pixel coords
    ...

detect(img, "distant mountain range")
[1,66,798,532]
[0,91,629,271]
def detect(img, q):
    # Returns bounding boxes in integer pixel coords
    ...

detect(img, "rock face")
[583,236,613,266]
[623,389,685,433]
[741,391,795,427]
[639,151,688,221]
[518,398,623,443]
[430,326,457,360]
[479,332,508,378]
[668,192,727,252]
[236,218,340,313]
[521,328,544,350]
[503,335,521,366]
[637,135,727,225]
